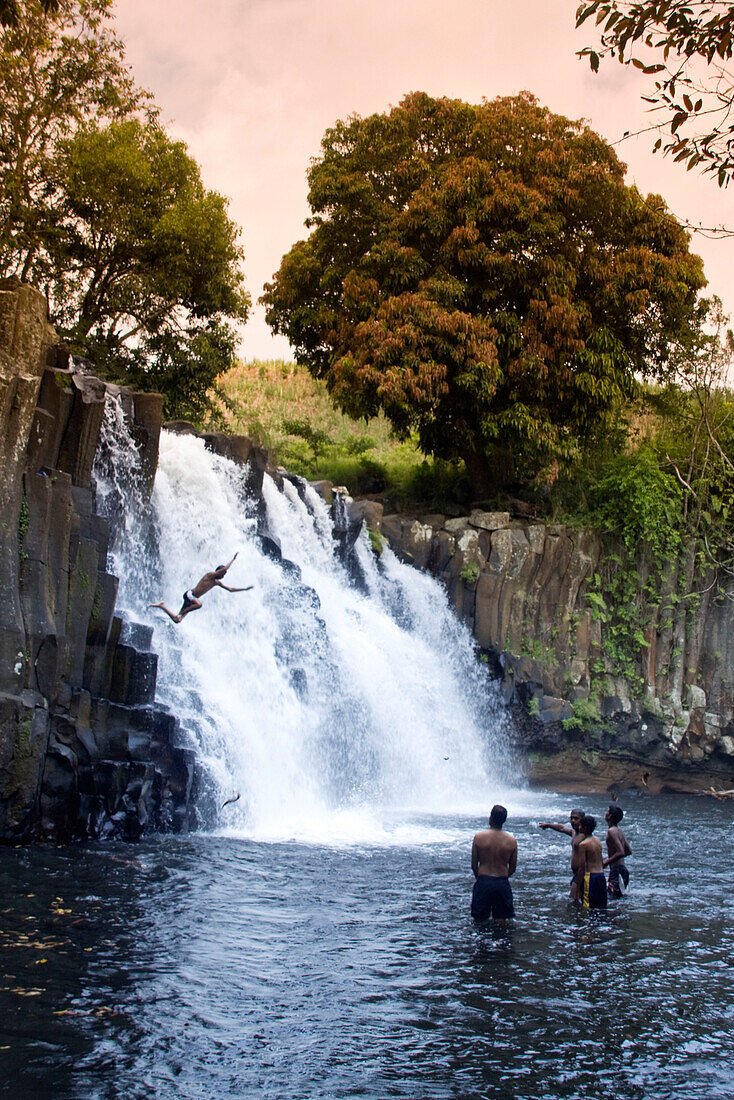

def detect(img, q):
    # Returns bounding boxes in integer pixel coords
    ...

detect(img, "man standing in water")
[538,809,585,899]
[575,815,607,910]
[149,553,252,624]
[604,805,632,897]
[471,805,517,920]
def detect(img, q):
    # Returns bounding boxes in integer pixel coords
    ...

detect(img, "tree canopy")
[263,92,706,495]
[0,0,249,420]
[50,120,249,420]
[576,1,734,186]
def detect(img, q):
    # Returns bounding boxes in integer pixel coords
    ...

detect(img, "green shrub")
[460,562,480,584]
[562,696,602,732]
[587,448,683,558]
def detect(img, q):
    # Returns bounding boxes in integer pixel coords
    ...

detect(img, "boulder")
[347,499,384,532]
[469,510,510,531]
[310,480,333,504]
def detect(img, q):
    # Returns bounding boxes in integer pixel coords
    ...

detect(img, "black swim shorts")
[581,871,607,910]
[471,876,515,920]
[607,862,629,897]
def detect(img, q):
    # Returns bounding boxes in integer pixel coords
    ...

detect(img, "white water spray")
[95,415,518,842]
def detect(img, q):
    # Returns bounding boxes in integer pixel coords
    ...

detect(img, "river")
[2,792,733,1099]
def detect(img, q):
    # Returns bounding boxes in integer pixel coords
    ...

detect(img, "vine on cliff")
[584,449,684,693]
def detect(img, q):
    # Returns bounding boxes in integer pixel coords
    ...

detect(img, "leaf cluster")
[0,0,57,25]
[576,1,734,186]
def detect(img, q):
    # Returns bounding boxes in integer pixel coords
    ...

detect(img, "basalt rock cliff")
[374,507,734,794]
[0,278,195,842]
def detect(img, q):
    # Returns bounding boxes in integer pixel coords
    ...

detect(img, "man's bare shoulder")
[475,829,516,845]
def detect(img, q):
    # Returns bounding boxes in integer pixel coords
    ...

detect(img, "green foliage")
[281,419,331,467]
[0,0,58,25]
[574,447,686,689]
[367,526,385,556]
[46,119,248,419]
[527,695,541,718]
[459,561,480,584]
[562,696,602,733]
[218,359,471,507]
[576,1,734,186]
[263,90,705,496]
[586,448,683,558]
[1,0,146,279]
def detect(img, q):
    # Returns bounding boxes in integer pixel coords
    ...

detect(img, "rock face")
[381,510,734,793]
[0,278,195,842]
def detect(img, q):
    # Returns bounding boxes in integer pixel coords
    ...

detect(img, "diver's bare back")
[472,829,517,877]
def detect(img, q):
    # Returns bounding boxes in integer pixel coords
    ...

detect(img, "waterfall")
[95,409,517,843]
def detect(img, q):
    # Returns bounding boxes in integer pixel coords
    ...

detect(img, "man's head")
[214,565,228,577]
[580,814,596,836]
[606,805,624,825]
[489,804,508,829]
[569,809,585,831]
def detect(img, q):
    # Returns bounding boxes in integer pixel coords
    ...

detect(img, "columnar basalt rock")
[0,281,195,843]
[381,510,734,794]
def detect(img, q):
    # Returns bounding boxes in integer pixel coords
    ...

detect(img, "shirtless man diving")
[471,804,517,921]
[539,808,585,899]
[149,553,252,624]
[575,815,607,910]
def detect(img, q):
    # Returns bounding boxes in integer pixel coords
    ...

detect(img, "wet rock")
[347,499,383,532]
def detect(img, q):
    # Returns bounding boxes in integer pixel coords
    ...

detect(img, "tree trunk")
[462,444,514,501]
[462,447,494,500]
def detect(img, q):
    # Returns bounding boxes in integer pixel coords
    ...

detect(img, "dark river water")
[1,790,732,1100]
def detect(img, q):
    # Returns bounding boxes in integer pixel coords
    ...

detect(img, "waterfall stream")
[94,405,517,843]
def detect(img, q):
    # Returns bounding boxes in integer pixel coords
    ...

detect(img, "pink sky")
[114,0,734,360]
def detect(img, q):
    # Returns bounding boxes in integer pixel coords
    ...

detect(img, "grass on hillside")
[216,359,471,507]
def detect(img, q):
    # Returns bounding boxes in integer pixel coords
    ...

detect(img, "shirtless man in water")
[575,815,607,910]
[149,553,252,624]
[539,809,585,899]
[471,804,517,920]
[604,805,632,897]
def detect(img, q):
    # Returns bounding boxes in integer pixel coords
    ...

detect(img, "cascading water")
[94,401,518,842]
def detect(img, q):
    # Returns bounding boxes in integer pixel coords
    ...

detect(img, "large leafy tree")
[576,1,734,186]
[263,92,705,496]
[48,120,249,419]
[0,0,146,281]
[0,0,249,419]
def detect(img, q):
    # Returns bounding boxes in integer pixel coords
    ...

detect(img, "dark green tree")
[0,0,147,281]
[263,92,706,496]
[0,0,249,420]
[47,120,249,417]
